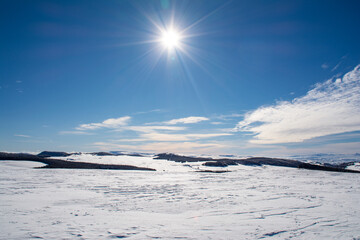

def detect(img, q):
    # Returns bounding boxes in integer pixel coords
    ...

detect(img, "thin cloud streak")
[125,125,186,133]
[215,113,244,121]
[164,116,209,125]
[59,131,94,135]
[236,65,360,144]
[14,134,31,138]
[331,55,347,72]
[211,122,223,125]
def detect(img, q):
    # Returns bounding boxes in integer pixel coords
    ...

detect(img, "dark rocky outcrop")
[196,169,230,173]
[1,152,44,160]
[203,160,238,167]
[155,153,211,162]
[243,157,301,168]
[38,151,71,157]
[298,163,360,173]
[91,152,143,157]
[90,152,116,156]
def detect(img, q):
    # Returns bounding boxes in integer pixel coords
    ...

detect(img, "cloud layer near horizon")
[93,141,225,155]
[235,65,360,144]
[66,114,231,154]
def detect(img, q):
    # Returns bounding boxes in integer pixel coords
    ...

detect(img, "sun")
[160,29,181,49]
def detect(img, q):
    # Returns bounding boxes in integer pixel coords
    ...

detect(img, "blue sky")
[1,0,360,156]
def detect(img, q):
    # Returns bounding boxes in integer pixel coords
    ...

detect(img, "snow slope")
[1,158,360,239]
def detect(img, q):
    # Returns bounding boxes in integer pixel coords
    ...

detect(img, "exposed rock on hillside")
[38,151,71,157]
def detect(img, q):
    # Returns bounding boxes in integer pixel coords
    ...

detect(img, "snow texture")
[1,156,360,239]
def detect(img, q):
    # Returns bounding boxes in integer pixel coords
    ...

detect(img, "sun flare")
[161,29,181,49]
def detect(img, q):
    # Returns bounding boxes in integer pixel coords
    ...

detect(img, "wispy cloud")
[164,116,209,125]
[59,131,94,135]
[215,113,243,121]
[235,65,360,144]
[134,109,163,115]
[76,116,131,130]
[331,55,347,72]
[126,125,186,133]
[321,63,329,69]
[65,114,233,154]
[123,125,231,142]
[14,134,31,138]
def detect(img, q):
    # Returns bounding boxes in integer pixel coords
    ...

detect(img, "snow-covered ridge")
[2,151,360,173]
[51,153,193,172]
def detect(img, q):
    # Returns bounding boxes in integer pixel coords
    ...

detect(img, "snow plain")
[1,155,360,239]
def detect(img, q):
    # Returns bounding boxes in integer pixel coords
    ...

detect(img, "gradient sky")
[1,0,360,156]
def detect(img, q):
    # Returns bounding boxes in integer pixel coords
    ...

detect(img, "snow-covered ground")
[1,157,360,239]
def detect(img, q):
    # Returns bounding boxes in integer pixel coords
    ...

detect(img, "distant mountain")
[90,152,116,156]
[36,151,146,157]
[110,151,148,157]
[1,151,360,173]
[91,151,145,157]
[155,153,360,173]
[289,153,360,164]
[0,152,155,171]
